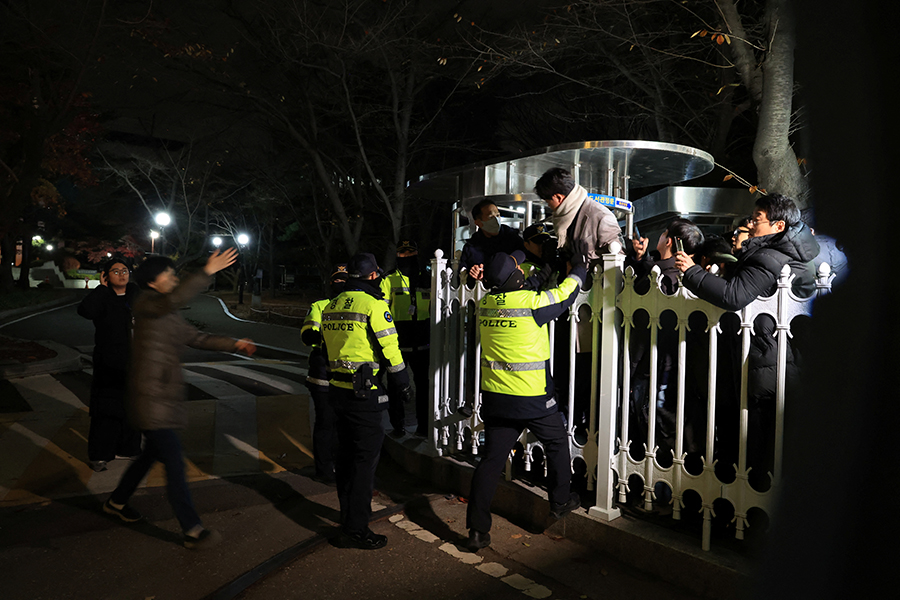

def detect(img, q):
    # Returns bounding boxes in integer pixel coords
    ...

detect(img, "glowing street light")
[46,244,53,251]
[237,233,250,246]
[150,230,160,254]
[212,236,223,248]
[154,212,171,227]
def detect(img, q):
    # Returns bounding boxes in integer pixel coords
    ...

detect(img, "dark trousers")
[466,412,571,534]
[109,428,202,533]
[88,415,142,462]
[332,389,385,535]
[309,384,337,477]
[408,349,431,435]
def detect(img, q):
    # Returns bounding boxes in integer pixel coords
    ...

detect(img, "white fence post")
[590,246,624,522]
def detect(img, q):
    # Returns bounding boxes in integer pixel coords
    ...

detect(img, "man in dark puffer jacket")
[675,194,819,488]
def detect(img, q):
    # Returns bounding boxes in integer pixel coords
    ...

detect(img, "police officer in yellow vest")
[300,263,348,485]
[321,253,411,550]
[466,250,585,552]
[380,240,431,437]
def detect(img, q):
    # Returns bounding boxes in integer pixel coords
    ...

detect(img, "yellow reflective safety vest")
[380,270,431,351]
[321,289,406,400]
[301,298,330,388]
[478,271,583,419]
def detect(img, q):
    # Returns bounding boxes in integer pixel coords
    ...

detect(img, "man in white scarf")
[534,167,622,432]
[535,167,621,268]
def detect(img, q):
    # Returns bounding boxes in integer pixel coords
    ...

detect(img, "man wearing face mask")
[301,263,349,484]
[458,199,525,288]
[380,240,432,437]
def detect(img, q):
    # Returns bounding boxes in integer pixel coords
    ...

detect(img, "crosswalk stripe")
[194,363,304,395]
[182,369,256,400]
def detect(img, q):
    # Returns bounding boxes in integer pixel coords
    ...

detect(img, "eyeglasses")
[750,218,782,226]
[733,228,750,237]
[109,269,129,276]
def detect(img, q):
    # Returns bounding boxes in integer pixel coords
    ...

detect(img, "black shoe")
[90,460,108,472]
[184,528,222,550]
[465,530,491,552]
[344,529,387,550]
[549,492,581,519]
[103,499,143,523]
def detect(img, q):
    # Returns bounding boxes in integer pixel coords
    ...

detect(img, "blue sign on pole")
[588,193,632,212]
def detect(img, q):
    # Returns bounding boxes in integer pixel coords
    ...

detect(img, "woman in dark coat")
[77,258,142,472]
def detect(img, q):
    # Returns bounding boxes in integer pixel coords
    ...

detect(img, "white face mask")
[481,216,501,235]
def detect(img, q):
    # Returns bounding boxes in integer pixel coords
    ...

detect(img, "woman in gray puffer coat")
[103,249,255,550]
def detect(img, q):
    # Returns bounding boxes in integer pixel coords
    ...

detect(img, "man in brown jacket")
[102,248,255,550]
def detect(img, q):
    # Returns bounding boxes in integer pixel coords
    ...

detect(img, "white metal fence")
[426,245,834,550]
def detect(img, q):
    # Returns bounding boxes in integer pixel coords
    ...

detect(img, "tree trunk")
[752,0,809,204]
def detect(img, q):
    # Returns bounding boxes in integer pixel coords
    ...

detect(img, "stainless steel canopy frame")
[407,140,715,247]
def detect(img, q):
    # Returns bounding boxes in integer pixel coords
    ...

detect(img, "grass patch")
[0,288,76,311]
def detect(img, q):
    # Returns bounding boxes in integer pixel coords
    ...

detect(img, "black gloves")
[399,386,414,404]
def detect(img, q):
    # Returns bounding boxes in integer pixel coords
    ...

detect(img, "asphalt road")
[0,292,304,363]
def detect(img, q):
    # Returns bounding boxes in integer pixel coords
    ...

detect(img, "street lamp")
[237,233,250,304]
[154,212,171,255]
[211,236,223,291]
[150,230,160,254]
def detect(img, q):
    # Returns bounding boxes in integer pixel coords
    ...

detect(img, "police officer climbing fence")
[321,253,412,550]
[466,250,585,552]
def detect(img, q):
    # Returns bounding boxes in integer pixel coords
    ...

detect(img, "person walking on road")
[321,252,412,550]
[77,258,142,472]
[102,248,256,550]
[466,250,585,552]
[301,263,349,484]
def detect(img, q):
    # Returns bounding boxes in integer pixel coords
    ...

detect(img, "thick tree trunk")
[752,0,809,204]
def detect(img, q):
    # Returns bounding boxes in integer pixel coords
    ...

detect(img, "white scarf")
[551,184,587,249]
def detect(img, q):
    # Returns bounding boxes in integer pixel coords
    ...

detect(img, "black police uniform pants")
[331,388,385,535]
[308,383,337,478]
[466,412,571,534]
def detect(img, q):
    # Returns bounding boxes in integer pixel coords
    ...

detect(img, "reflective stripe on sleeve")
[477,308,532,318]
[322,312,368,323]
[480,358,544,371]
[306,377,329,386]
[374,327,398,338]
[387,362,407,373]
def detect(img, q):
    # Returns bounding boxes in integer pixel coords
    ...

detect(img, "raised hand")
[204,248,239,275]
[674,250,696,273]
